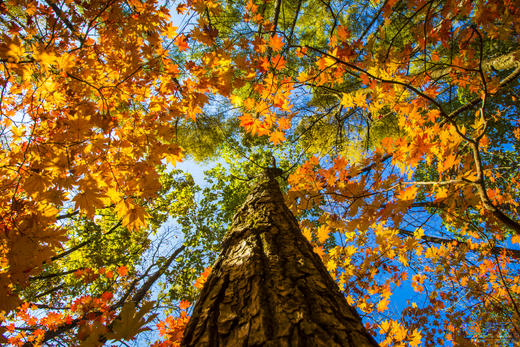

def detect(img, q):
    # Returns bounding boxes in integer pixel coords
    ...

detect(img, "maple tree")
[1,0,520,345]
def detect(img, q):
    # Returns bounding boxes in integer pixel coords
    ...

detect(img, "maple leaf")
[302,227,313,242]
[179,300,191,310]
[398,185,418,201]
[340,93,354,108]
[409,329,422,347]
[194,267,211,289]
[114,198,149,231]
[337,26,350,41]
[268,35,284,52]
[239,113,255,128]
[109,301,157,341]
[177,3,187,14]
[252,35,267,53]
[376,297,389,312]
[316,225,330,244]
[7,42,24,62]
[73,189,106,219]
[272,54,286,70]
[439,153,459,172]
[117,265,129,277]
[164,144,184,166]
[163,24,178,39]
[269,130,285,145]
[174,34,189,51]
[392,322,407,342]
[256,123,271,136]
[277,117,291,130]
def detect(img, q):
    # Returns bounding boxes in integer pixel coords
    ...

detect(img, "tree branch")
[29,245,186,346]
[43,0,83,42]
[305,45,447,114]
[47,220,122,263]
[398,229,520,260]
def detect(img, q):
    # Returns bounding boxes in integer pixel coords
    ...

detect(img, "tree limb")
[28,245,186,346]
[398,229,520,260]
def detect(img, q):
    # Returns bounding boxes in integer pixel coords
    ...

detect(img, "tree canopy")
[1,0,520,345]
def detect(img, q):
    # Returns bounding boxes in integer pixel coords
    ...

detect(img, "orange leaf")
[360,73,370,85]
[268,35,284,52]
[269,130,286,145]
[174,34,189,51]
[179,300,191,310]
[194,267,211,289]
[296,46,307,58]
[117,266,129,277]
[176,3,187,14]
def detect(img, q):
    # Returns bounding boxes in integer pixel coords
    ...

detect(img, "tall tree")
[183,168,378,346]
[2,0,520,345]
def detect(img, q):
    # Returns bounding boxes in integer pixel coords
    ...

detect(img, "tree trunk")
[182,172,379,346]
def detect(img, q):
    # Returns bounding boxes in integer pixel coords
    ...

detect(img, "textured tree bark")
[182,172,379,346]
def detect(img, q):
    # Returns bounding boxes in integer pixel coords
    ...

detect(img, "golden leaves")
[379,320,413,346]
[376,297,389,312]
[4,41,25,63]
[340,90,367,109]
[73,190,105,220]
[397,185,418,201]
[114,198,149,231]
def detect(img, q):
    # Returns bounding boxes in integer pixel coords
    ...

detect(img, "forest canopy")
[1,0,520,345]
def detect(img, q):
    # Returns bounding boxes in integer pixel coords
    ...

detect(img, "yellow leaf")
[163,24,178,39]
[340,93,354,108]
[73,189,105,219]
[380,320,391,334]
[409,329,422,347]
[7,42,24,62]
[34,50,56,69]
[392,322,407,342]
[316,225,330,244]
[230,94,242,106]
[377,297,389,312]
[115,199,149,231]
[302,227,313,242]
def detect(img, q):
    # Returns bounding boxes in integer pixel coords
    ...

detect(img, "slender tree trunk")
[182,172,379,346]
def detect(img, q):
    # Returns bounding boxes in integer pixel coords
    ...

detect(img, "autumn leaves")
[1,0,520,345]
